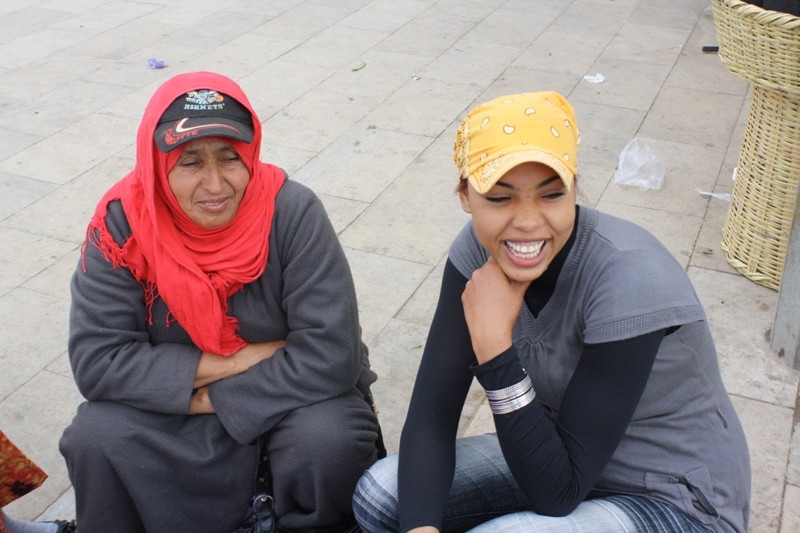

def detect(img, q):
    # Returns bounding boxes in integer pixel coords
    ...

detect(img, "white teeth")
[505,240,544,258]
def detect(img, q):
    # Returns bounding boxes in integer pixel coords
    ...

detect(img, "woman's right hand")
[462,256,530,364]
[194,339,286,389]
[407,528,439,533]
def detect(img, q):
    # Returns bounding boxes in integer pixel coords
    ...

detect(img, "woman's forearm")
[194,340,285,388]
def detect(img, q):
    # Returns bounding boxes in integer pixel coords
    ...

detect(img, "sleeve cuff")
[470,347,527,391]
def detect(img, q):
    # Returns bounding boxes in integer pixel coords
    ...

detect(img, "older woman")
[353,92,750,533]
[59,71,381,532]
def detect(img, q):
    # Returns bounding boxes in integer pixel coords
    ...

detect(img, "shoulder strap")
[254,433,272,494]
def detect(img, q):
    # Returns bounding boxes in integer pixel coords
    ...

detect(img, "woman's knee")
[272,391,379,470]
[353,454,400,532]
[59,401,134,458]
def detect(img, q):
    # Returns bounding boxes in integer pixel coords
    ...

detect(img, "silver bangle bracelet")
[485,374,536,415]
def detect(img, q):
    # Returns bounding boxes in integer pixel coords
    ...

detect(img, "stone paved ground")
[1,0,798,531]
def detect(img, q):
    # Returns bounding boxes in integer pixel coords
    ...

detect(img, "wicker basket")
[712,0,800,97]
[711,0,800,290]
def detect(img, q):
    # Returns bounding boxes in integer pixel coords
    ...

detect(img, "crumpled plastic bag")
[613,138,665,190]
[583,73,605,83]
[148,57,166,69]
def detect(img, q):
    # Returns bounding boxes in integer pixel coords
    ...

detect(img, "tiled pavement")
[1,0,798,531]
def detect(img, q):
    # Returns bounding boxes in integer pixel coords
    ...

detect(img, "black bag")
[231,435,277,533]
[230,437,366,533]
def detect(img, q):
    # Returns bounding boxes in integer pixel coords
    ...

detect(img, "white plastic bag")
[613,138,665,190]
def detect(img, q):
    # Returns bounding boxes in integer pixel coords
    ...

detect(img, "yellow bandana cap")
[454,91,580,194]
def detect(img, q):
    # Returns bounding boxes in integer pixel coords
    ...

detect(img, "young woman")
[353,92,750,533]
[58,71,381,532]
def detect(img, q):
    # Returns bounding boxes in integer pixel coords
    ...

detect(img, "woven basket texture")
[712,0,800,97]
[712,0,800,290]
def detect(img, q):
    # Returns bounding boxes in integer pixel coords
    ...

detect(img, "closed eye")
[178,159,201,168]
[543,191,566,200]
[484,195,510,203]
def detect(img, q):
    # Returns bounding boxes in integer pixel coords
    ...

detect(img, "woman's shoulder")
[104,199,133,246]
[576,207,679,270]
[583,208,656,247]
[270,175,335,245]
[274,175,322,211]
[575,208,704,341]
[574,207,694,297]
[447,221,488,279]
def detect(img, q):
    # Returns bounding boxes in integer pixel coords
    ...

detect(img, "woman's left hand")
[462,256,530,364]
[189,386,214,414]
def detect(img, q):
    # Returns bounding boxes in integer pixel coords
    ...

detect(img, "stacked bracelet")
[485,374,536,415]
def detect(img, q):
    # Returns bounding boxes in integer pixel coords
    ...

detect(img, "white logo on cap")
[173,118,239,134]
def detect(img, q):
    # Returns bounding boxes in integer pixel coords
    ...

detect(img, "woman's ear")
[458,185,472,214]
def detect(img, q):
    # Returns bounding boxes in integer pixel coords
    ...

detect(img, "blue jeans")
[353,434,710,532]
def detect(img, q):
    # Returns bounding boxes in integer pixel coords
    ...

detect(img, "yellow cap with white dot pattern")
[454,91,580,194]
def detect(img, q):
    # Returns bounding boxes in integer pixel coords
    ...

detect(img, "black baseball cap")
[154,89,254,152]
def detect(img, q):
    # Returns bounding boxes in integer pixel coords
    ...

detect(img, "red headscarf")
[83,72,285,356]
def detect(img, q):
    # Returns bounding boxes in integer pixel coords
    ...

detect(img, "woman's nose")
[514,201,543,229]
[201,164,225,193]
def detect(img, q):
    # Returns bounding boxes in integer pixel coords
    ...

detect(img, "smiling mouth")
[505,240,544,259]
[199,198,229,209]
